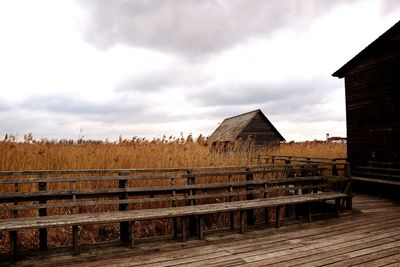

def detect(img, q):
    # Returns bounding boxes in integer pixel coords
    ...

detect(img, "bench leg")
[346,196,352,210]
[72,225,80,255]
[308,204,312,222]
[120,221,130,243]
[335,198,341,217]
[230,211,234,230]
[275,206,281,228]
[39,228,47,250]
[173,218,178,239]
[264,207,269,225]
[189,216,197,236]
[9,230,17,259]
[240,210,246,233]
[129,221,135,247]
[181,217,187,242]
[199,216,204,240]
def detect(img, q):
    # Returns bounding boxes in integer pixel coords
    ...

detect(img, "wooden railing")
[351,161,400,186]
[0,163,351,257]
[252,155,349,176]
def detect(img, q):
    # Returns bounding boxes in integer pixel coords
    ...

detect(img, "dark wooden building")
[332,20,400,176]
[209,109,285,146]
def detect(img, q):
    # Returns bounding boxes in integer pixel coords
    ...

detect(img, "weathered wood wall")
[344,30,400,169]
[239,113,281,146]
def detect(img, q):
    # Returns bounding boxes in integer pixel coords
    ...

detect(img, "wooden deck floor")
[9,194,400,266]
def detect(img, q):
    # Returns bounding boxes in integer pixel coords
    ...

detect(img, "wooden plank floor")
[8,194,400,267]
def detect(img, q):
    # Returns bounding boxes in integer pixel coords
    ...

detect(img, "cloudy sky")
[0,1,399,141]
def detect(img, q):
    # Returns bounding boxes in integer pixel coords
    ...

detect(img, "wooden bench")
[0,164,351,260]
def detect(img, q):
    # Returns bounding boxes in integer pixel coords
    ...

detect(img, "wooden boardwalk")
[9,194,400,267]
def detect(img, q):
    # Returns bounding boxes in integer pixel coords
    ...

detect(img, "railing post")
[187,171,197,236]
[264,181,269,224]
[39,177,47,250]
[307,158,314,176]
[172,178,178,239]
[332,159,338,176]
[345,162,353,210]
[119,173,129,242]
[10,182,19,258]
[285,157,294,178]
[71,180,80,254]
[228,175,234,230]
[275,206,281,228]
[246,168,254,226]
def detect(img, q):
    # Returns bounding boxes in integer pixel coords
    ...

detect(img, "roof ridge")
[223,109,260,121]
[209,109,285,143]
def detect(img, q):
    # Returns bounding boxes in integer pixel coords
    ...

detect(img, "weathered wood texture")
[333,20,400,180]
[239,112,282,145]
[0,163,351,260]
[2,194,398,267]
[209,109,285,146]
[0,192,346,231]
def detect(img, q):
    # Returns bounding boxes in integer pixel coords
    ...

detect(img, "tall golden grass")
[0,138,346,171]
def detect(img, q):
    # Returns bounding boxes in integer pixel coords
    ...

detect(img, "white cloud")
[0,0,399,141]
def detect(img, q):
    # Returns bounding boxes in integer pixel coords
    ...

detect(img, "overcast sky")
[0,1,399,141]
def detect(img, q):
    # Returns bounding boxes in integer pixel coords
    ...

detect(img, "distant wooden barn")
[332,20,400,175]
[209,109,285,146]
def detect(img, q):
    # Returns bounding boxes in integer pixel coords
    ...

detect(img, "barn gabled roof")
[209,109,285,142]
[332,20,400,78]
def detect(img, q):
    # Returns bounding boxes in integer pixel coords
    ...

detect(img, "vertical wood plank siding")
[345,38,400,167]
[333,21,400,179]
[239,113,281,145]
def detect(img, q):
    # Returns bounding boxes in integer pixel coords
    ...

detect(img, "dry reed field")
[0,137,346,252]
[0,138,346,171]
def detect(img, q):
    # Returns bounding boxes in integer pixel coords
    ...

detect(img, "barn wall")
[238,113,281,146]
[345,33,400,169]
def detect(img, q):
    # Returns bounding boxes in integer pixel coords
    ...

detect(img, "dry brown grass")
[0,139,346,171]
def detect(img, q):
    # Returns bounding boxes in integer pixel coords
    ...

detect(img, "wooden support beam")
[230,211,235,230]
[264,182,269,224]
[229,175,234,230]
[38,181,47,250]
[264,208,269,225]
[331,159,338,176]
[72,225,80,255]
[240,210,245,234]
[119,178,129,243]
[345,163,353,210]
[181,217,187,242]
[171,178,178,239]
[275,206,281,228]
[10,182,18,259]
[187,171,197,236]
[246,169,254,226]
[198,216,204,240]
[9,230,17,259]
[173,218,178,239]
[335,198,341,217]
[130,221,135,247]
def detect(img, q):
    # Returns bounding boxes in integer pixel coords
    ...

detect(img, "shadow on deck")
[5,194,400,267]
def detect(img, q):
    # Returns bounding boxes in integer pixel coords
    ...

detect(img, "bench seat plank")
[0,192,346,231]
